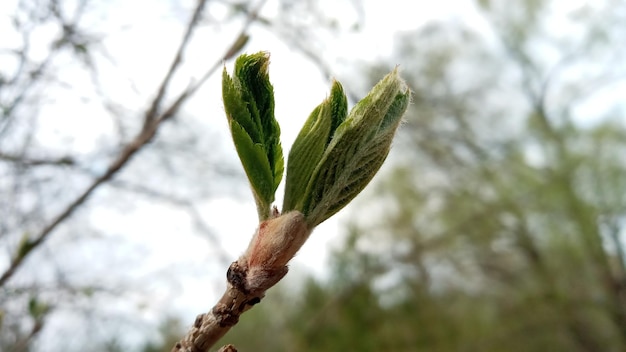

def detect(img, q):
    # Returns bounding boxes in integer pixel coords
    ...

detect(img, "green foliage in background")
[220,1,626,351]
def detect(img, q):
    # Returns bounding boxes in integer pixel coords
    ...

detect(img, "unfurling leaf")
[283,81,347,212]
[287,68,410,228]
[222,52,283,220]
[222,51,408,229]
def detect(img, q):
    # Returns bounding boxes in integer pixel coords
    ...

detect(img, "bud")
[284,68,410,228]
[240,211,310,294]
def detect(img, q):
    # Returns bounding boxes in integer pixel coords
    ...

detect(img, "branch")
[172,211,311,352]
[0,152,75,166]
[10,316,45,352]
[0,0,210,288]
[171,262,262,352]
[172,58,410,352]
[190,0,268,95]
[107,179,232,266]
[217,345,237,352]
[142,0,208,128]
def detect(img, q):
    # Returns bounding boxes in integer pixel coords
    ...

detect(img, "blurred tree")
[216,0,626,351]
[0,0,363,350]
[0,0,241,349]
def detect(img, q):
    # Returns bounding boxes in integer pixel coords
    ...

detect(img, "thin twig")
[0,0,209,288]
[191,0,268,95]
[0,152,75,166]
[107,179,232,266]
[143,0,208,129]
[9,316,45,352]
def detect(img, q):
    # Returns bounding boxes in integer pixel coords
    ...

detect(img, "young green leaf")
[222,52,283,220]
[283,81,347,212]
[301,68,410,228]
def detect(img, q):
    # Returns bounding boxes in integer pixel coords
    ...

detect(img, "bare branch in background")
[0,0,213,287]
[0,152,75,167]
[108,178,232,266]
[0,0,380,350]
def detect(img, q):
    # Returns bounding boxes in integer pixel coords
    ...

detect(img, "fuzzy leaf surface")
[222,52,283,219]
[283,81,347,212]
[302,69,410,227]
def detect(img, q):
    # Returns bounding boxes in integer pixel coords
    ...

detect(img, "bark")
[172,211,310,352]
[171,262,269,352]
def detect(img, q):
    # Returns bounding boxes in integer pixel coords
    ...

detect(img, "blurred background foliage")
[221,1,626,351]
[2,0,625,351]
